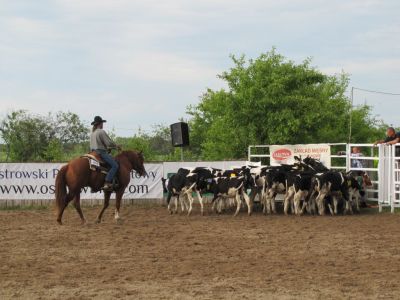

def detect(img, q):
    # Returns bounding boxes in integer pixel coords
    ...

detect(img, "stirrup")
[102,183,113,192]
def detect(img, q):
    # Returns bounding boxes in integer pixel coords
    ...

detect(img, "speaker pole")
[180,147,184,162]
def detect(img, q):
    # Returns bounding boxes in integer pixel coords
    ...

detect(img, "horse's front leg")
[72,193,86,225]
[95,191,111,223]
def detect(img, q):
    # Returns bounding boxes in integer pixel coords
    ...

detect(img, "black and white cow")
[263,166,290,214]
[209,175,252,216]
[345,171,372,212]
[313,171,351,215]
[162,167,215,215]
[283,171,315,215]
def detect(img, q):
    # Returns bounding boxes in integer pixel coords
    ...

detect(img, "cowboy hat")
[91,116,107,125]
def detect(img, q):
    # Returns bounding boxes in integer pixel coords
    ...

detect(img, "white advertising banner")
[0,163,163,201]
[270,144,331,168]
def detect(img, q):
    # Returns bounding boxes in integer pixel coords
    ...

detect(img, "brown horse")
[55,150,146,225]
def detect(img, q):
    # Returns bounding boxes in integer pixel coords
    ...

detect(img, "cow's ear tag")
[230,174,236,178]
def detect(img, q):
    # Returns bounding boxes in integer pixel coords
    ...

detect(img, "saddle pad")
[82,154,102,163]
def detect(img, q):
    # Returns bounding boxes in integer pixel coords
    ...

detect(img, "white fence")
[248,143,399,212]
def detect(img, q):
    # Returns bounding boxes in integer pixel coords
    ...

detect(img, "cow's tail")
[235,182,244,192]
[161,178,168,193]
[55,165,68,214]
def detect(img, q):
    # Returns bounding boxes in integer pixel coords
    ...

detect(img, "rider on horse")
[90,116,120,191]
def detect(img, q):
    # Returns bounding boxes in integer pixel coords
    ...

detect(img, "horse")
[55,150,146,225]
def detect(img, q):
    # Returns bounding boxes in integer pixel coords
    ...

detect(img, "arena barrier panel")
[0,161,246,207]
[0,163,164,207]
[248,143,399,212]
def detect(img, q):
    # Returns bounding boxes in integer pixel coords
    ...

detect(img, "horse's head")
[125,150,146,177]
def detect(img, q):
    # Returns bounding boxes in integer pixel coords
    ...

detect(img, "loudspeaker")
[170,122,189,147]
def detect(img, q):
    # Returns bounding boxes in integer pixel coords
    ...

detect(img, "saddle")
[82,152,109,174]
[82,152,120,192]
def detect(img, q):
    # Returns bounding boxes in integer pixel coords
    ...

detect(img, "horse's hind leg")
[96,191,111,224]
[73,193,86,225]
[114,191,124,224]
[56,192,75,225]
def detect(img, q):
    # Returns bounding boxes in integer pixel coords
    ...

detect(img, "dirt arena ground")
[1,204,400,299]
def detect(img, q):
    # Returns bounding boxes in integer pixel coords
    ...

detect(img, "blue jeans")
[94,149,119,182]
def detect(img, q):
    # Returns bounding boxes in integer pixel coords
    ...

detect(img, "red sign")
[272,148,292,161]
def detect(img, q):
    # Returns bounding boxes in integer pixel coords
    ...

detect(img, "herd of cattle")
[161,156,372,216]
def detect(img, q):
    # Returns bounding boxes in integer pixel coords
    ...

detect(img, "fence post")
[391,145,395,213]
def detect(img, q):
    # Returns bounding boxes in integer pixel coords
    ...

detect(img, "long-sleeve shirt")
[90,129,117,151]
[351,153,364,168]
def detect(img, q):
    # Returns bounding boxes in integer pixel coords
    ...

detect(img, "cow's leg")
[327,202,334,216]
[316,193,327,216]
[187,192,194,216]
[354,191,361,213]
[196,190,205,216]
[166,192,173,214]
[344,196,353,215]
[265,193,271,214]
[284,189,294,215]
[290,195,295,214]
[178,193,188,213]
[174,196,179,214]
[294,192,302,215]
[307,192,317,215]
[344,192,351,215]
[333,195,339,215]
[72,193,86,225]
[96,191,111,223]
[217,198,223,214]
[167,195,173,214]
[283,193,290,215]
[301,190,313,215]
[211,194,218,213]
[242,191,252,216]
[262,192,267,214]
[233,194,241,217]
[271,192,277,214]
[249,188,257,204]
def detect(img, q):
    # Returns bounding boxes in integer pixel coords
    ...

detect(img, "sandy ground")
[1,204,400,299]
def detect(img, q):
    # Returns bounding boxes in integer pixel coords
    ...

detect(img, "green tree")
[0,110,88,162]
[43,139,64,162]
[188,49,385,160]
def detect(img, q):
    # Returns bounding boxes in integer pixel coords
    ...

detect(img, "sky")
[1,0,399,136]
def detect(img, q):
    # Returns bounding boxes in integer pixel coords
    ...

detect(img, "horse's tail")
[55,165,68,213]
